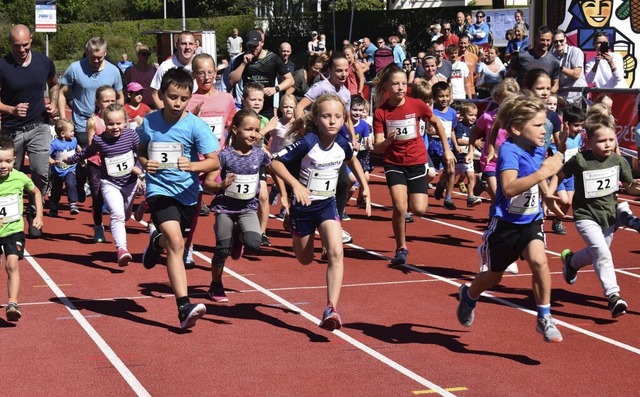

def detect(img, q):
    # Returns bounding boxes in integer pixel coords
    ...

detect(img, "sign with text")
[35,0,56,33]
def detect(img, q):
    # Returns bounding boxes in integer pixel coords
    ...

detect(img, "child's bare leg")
[468,270,503,299]
[523,239,551,306]
[389,184,409,248]
[258,180,269,234]
[158,221,188,298]
[5,255,20,302]
[292,232,316,265]
[467,170,476,199]
[319,220,344,307]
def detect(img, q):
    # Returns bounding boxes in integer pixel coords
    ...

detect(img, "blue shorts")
[556,176,575,192]
[290,197,339,237]
[483,170,497,179]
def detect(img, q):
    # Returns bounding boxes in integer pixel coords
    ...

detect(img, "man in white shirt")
[149,31,196,108]
[227,28,242,59]
[551,29,588,105]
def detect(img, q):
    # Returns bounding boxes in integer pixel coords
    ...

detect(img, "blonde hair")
[410,79,433,103]
[102,103,128,123]
[491,78,520,103]
[372,64,405,107]
[584,113,616,139]
[287,93,346,139]
[587,103,612,118]
[54,119,74,137]
[279,93,298,110]
[496,93,547,134]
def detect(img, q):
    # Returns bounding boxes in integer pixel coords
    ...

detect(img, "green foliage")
[334,0,385,12]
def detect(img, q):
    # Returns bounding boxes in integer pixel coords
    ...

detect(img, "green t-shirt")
[0,170,34,238]
[562,151,633,228]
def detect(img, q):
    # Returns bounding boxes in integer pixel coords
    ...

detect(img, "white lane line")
[193,251,456,397]
[24,251,151,397]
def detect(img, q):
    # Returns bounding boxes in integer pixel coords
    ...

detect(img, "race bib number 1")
[583,166,619,199]
[225,173,259,200]
[0,194,21,223]
[148,142,183,169]
[508,185,539,215]
[307,170,339,196]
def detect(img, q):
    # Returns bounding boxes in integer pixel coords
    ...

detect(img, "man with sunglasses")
[551,29,587,104]
[468,11,491,52]
[436,22,459,60]
[585,30,627,88]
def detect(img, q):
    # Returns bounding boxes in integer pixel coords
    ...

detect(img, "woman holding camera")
[585,31,628,88]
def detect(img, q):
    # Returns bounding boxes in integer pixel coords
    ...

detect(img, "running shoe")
[208,282,229,303]
[142,230,163,269]
[458,182,467,194]
[552,219,567,235]
[117,247,132,267]
[178,302,206,329]
[341,210,351,221]
[184,244,196,270]
[444,199,457,210]
[230,223,244,260]
[94,225,106,243]
[69,202,80,215]
[5,302,21,322]
[199,200,211,216]
[473,179,486,197]
[319,303,342,331]
[405,212,414,223]
[466,196,482,207]
[608,293,628,318]
[457,284,475,327]
[536,315,563,342]
[505,262,519,275]
[276,207,287,219]
[134,200,148,222]
[561,249,577,285]
[390,247,409,266]
[433,182,445,200]
[261,233,271,247]
[341,229,353,244]
[49,202,59,217]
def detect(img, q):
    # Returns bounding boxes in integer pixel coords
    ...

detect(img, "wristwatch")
[274,85,280,92]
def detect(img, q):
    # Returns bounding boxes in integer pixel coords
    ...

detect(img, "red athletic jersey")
[373,96,431,166]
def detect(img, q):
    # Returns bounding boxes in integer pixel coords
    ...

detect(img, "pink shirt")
[476,109,508,173]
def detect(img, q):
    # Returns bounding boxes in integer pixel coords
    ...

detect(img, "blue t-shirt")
[50,137,78,177]
[428,107,457,156]
[139,111,219,206]
[59,59,123,133]
[491,139,546,224]
[274,132,353,204]
[454,122,472,163]
[211,146,271,214]
[339,118,369,144]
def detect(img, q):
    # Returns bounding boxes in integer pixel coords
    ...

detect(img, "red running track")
[2,167,640,396]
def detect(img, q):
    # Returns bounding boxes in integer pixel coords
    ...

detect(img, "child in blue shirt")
[454,102,483,207]
[49,119,81,216]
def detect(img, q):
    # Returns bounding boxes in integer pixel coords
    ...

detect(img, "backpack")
[373,47,394,75]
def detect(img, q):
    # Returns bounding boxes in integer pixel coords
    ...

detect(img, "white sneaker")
[505,262,519,275]
[341,229,353,244]
[477,246,488,272]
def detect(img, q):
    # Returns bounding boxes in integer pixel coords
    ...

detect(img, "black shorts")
[148,196,196,237]
[0,232,25,259]
[383,163,429,194]
[480,217,545,272]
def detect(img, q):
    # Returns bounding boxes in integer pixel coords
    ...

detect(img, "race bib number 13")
[225,173,259,200]
[148,142,183,169]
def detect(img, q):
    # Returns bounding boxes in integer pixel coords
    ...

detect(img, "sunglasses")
[403,63,411,66]
[477,15,485,18]
[553,39,565,44]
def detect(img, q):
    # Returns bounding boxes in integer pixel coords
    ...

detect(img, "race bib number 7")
[148,142,184,169]
[0,194,21,223]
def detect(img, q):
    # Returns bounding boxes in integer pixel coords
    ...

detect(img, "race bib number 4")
[148,142,183,169]
[225,173,259,200]
[0,194,21,224]
[307,170,339,196]
[583,166,619,199]
[508,185,539,215]
[386,119,417,141]
[105,151,135,177]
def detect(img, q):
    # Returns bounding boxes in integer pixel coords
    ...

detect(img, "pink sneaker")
[117,248,132,267]
[319,303,342,331]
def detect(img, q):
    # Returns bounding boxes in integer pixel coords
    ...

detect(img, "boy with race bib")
[138,68,220,330]
[553,114,640,318]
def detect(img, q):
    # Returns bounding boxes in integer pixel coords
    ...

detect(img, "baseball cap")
[245,30,262,47]
[127,82,144,92]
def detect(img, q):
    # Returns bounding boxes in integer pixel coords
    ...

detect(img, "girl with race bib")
[457,93,565,343]
[372,64,454,267]
[202,109,271,302]
[271,93,371,331]
[64,103,142,267]
[553,114,640,319]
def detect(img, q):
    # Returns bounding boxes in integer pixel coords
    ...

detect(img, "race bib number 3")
[0,194,21,224]
[583,166,619,199]
[386,119,417,141]
[105,151,135,177]
[148,142,183,169]
[225,173,259,200]
[307,170,339,196]
[508,185,539,215]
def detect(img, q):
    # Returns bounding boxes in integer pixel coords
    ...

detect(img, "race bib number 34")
[386,119,417,141]
[583,166,619,199]
[0,194,21,223]
[148,142,183,169]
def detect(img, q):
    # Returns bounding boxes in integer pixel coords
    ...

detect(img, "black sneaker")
[466,196,482,207]
[444,199,457,210]
[433,182,445,200]
[49,202,59,217]
[473,179,487,197]
[552,219,567,235]
[208,282,229,303]
[142,230,163,269]
[69,202,80,215]
[405,212,414,223]
[561,249,577,285]
[178,302,206,329]
[26,204,41,237]
[261,233,271,247]
[608,293,628,318]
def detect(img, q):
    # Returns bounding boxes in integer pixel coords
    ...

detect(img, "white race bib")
[55,150,74,170]
[224,173,259,200]
[105,151,135,177]
[419,120,426,137]
[386,119,417,141]
[148,142,183,169]
[0,194,21,223]
[202,116,224,140]
[508,185,539,215]
[564,147,579,162]
[441,120,453,140]
[583,166,619,199]
[307,169,339,196]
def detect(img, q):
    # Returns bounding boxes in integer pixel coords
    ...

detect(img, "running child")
[456,93,565,343]
[0,137,44,321]
[270,93,371,331]
[124,82,151,129]
[554,113,640,318]
[350,94,373,207]
[454,102,482,207]
[410,79,438,189]
[138,68,220,329]
[203,109,271,302]
[430,81,461,210]
[48,119,81,216]
[64,104,142,267]
[373,64,454,266]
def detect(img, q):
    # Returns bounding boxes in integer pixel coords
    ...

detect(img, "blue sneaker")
[142,230,163,269]
[457,284,475,327]
[390,248,409,266]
